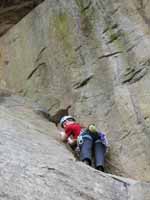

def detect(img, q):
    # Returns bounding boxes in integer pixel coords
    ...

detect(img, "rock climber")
[59,116,108,172]
[59,115,83,148]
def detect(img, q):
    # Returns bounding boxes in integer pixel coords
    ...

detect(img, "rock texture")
[0,94,149,200]
[0,0,44,36]
[0,0,150,181]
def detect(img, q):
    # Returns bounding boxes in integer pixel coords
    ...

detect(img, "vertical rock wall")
[0,0,150,180]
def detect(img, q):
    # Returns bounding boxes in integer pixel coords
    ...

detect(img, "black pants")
[80,138,106,168]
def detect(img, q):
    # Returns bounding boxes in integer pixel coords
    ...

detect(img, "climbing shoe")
[96,165,104,172]
[83,159,91,166]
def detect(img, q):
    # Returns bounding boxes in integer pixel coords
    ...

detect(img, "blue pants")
[80,137,106,168]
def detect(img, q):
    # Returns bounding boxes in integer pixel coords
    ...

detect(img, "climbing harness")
[77,135,84,145]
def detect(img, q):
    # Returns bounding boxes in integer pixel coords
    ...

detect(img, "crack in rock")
[35,47,47,63]
[75,45,82,52]
[103,23,118,34]
[81,1,92,13]
[98,51,122,59]
[73,75,94,89]
[107,31,122,44]
[122,66,147,84]
[36,105,72,126]
[27,62,47,80]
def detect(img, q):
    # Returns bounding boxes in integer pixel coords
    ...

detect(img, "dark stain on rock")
[4,60,9,65]
[47,167,55,171]
[0,89,12,104]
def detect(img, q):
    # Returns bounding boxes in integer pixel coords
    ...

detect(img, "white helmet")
[60,116,75,128]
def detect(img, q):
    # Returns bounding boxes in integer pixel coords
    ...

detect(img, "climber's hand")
[59,131,67,142]
[68,138,77,146]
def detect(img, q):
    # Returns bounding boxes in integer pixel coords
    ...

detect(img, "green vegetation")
[54,12,70,49]
[53,11,76,63]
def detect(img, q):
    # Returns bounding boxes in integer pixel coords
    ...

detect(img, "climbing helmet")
[60,115,75,128]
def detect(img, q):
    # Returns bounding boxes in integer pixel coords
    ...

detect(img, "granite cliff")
[0,0,150,199]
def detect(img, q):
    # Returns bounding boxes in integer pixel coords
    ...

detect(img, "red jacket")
[64,122,82,140]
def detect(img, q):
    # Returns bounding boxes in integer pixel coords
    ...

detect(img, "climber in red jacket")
[59,116,83,146]
[59,116,108,171]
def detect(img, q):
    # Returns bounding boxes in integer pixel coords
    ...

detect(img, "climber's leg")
[80,138,93,166]
[94,140,106,171]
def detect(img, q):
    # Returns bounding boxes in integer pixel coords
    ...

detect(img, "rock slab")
[0,95,149,200]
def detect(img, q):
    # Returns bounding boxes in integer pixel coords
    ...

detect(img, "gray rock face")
[0,0,150,181]
[0,95,149,200]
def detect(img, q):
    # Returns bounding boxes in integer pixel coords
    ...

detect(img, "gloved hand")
[100,133,105,141]
[99,132,109,147]
[67,137,73,144]
[67,138,77,146]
